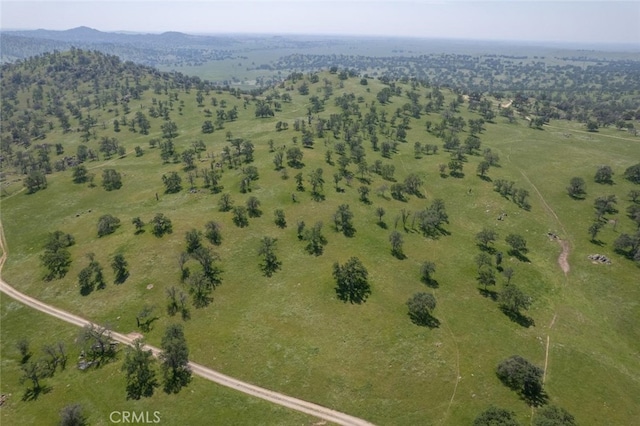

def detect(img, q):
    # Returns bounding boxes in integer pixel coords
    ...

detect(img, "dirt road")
[0,221,374,426]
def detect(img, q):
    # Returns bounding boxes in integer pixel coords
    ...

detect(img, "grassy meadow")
[0,296,315,425]
[1,67,640,425]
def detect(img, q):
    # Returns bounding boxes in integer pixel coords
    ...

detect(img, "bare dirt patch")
[127,332,144,341]
[557,239,570,275]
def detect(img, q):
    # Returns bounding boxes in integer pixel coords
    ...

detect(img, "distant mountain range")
[4,26,233,45]
[0,26,256,66]
[0,26,355,70]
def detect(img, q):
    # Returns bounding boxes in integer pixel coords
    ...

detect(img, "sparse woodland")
[1,47,639,425]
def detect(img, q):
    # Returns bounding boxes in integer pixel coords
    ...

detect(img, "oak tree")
[160,324,191,394]
[122,339,158,400]
[333,257,370,304]
[406,292,439,327]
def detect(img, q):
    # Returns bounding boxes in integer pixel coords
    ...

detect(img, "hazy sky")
[2,1,639,45]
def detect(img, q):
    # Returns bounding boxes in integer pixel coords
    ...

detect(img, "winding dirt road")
[0,221,374,426]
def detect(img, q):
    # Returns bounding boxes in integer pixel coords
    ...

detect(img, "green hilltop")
[1,49,639,425]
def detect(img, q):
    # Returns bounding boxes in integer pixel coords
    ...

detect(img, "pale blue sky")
[1,1,639,45]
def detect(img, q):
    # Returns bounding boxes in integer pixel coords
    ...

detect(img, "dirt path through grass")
[543,313,557,384]
[0,221,375,426]
[508,151,572,404]
[557,239,570,275]
[433,291,461,426]
[517,169,571,276]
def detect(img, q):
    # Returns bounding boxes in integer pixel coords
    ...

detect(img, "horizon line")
[1,26,639,52]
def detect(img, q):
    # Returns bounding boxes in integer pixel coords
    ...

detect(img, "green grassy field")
[2,66,639,425]
[0,295,315,425]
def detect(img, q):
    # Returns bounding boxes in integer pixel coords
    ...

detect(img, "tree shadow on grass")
[408,312,440,328]
[497,375,548,407]
[391,250,406,260]
[509,251,531,263]
[138,316,159,332]
[522,389,549,407]
[589,239,605,247]
[377,221,388,229]
[79,285,94,297]
[22,385,52,401]
[614,248,639,262]
[477,244,497,255]
[437,226,451,237]
[479,288,498,301]
[114,272,130,285]
[311,192,326,202]
[422,278,440,289]
[342,226,356,238]
[568,194,587,201]
[500,306,535,328]
[478,175,492,182]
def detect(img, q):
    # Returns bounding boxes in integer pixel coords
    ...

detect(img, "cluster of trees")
[613,230,640,263]
[475,228,532,324]
[78,253,106,295]
[178,229,222,308]
[276,52,640,131]
[77,252,128,295]
[493,180,530,210]
[569,163,638,199]
[568,164,640,264]
[42,212,173,292]
[2,48,255,199]
[298,221,328,256]
[473,404,576,426]
[474,354,576,426]
[215,194,264,228]
[16,337,68,401]
[16,319,193,408]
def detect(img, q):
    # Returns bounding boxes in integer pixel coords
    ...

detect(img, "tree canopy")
[406,292,439,327]
[496,355,544,404]
[473,406,520,426]
[122,339,158,400]
[623,163,640,184]
[160,324,191,394]
[333,257,370,304]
